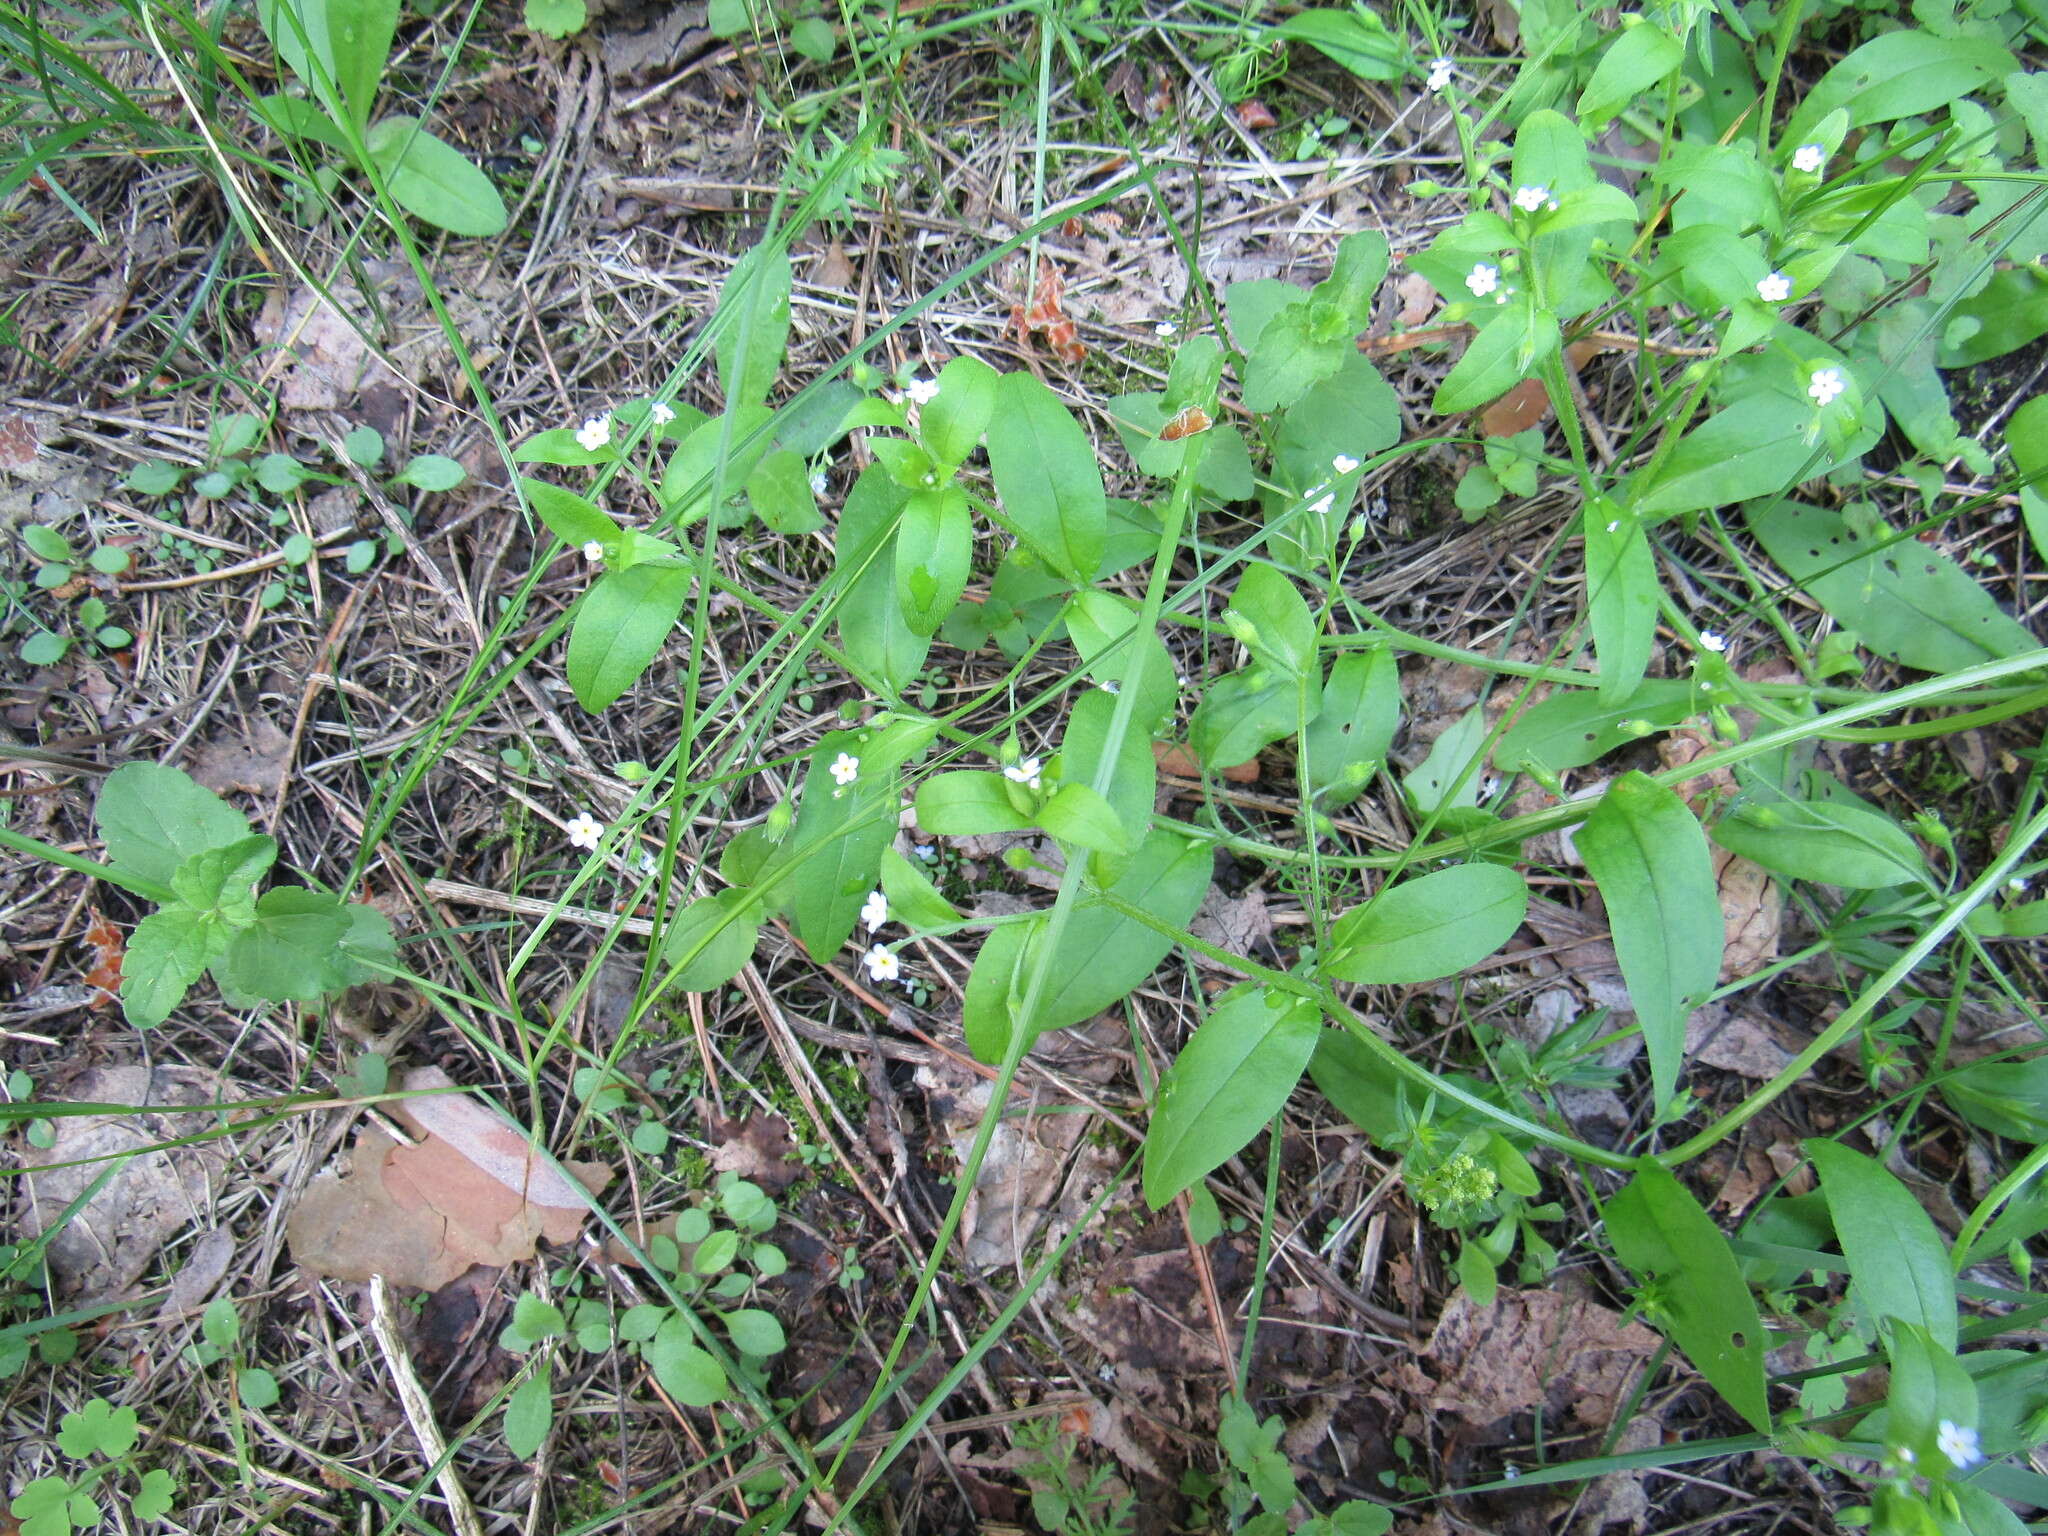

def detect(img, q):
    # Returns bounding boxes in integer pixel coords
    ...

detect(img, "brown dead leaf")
[18,1065,246,1302]
[1393,270,1438,328]
[1715,845,1781,981]
[0,410,38,471]
[1153,740,1259,783]
[1479,378,1551,437]
[1415,1287,1657,1429]
[286,1067,609,1290]
[251,276,415,413]
[80,909,123,1010]
[812,240,856,290]
[1189,885,1273,968]
[1686,1005,1795,1080]
[190,717,294,798]
[707,1109,800,1192]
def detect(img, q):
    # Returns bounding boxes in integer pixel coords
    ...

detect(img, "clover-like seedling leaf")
[132,1469,176,1521]
[57,1397,140,1459]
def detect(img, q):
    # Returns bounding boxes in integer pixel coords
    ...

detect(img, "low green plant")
[9,521,133,664]
[1013,1415,1134,1536]
[8,1397,177,1535]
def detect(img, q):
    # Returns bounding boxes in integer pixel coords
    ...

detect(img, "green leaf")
[1229,564,1318,679]
[1712,791,1926,889]
[745,448,822,535]
[834,465,930,695]
[1942,1055,2048,1143]
[239,1366,281,1409]
[1242,303,1349,414]
[1055,685,1157,851]
[646,1315,728,1406]
[1575,773,1720,1111]
[132,1469,175,1521]
[1143,985,1321,1208]
[1606,1160,1771,1433]
[504,1365,552,1457]
[523,0,583,36]
[879,846,959,929]
[96,762,253,888]
[21,525,69,562]
[19,631,69,666]
[393,453,466,491]
[121,906,218,1027]
[57,1397,139,1458]
[1583,503,1658,705]
[913,771,1035,836]
[1939,266,2048,368]
[1402,704,1487,814]
[364,117,507,237]
[126,460,184,495]
[1628,396,1829,519]
[1273,353,1401,486]
[1320,863,1528,986]
[723,1308,786,1356]
[512,1293,564,1341]
[894,486,972,636]
[1188,666,1300,772]
[962,830,1211,1062]
[781,718,936,961]
[1806,1138,1956,1351]
[1301,648,1399,807]
[984,371,1106,583]
[202,1296,240,1352]
[342,425,383,467]
[218,886,359,1002]
[1744,499,2037,673]
[1270,8,1401,79]
[1311,230,1391,327]
[1063,591,1177,737]
[1577,19,1683,127]
[715,243,792,411]
[1493,679,1697,773]
[1432,295,1560,415]
[171,835,277,919]
[920,354,999,466]
[1037,782,1130,855]
[1785,31,2018,144]
[259,0,396,131]
[566,564,691,712]
[661,890,760,991]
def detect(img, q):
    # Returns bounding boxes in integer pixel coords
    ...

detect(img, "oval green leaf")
[1320,863,1528,986]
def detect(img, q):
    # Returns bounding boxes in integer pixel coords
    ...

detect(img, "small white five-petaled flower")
[863,943,900,983]
[810,470,830,496]
[1808,367,1847,407]
[1332,454,1361,474]
[1698,630,1728,653]
[581,540,605,563]
[904,377,940,406]
[829,751,860,786]
[1426,56,1454,92]
[1155,319,1178,337]
[1308,491,1335,516]
[1513,184,1554,213]
[1791,143,1827,174]
[1757,271,1792,303]
[565,812,604,851]
[649,401,676,425]
[1466,262,1501,299]
[575,414,612,452]
[1004,756,1044,791]
[860,889,888,931]
[1937,1420,1982,1469]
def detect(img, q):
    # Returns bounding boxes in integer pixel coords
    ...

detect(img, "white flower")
[915,843,937,862]
[1426,56,1454,92]
[565,812,604,851]
[1155,319,1178,337]
[1606,520,1621,533]
[1894,1445,1916,1466]
[904,377,940,406]
[1808,367,1846,407]
[1937,1420,1982,1469]
[1513,184,1550,212]
[648,401,676,425]
[1757,271,1792,303]
[1098,679,1121,693]
[1003,755,1044,792]
[810,470,830,496]
[1332,454,1361,473]
[1308,491,1335,516]
[1465,262,1500,299]
[1698,630,1727,653]
[829,751,860,786]
[582,541,606,564]
[860,889,889,931]
[863,943,900,983]
[2010,875,2031,892]
[638,850,659,875]
[575,414,612,452]
[1792,143,1826,174]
